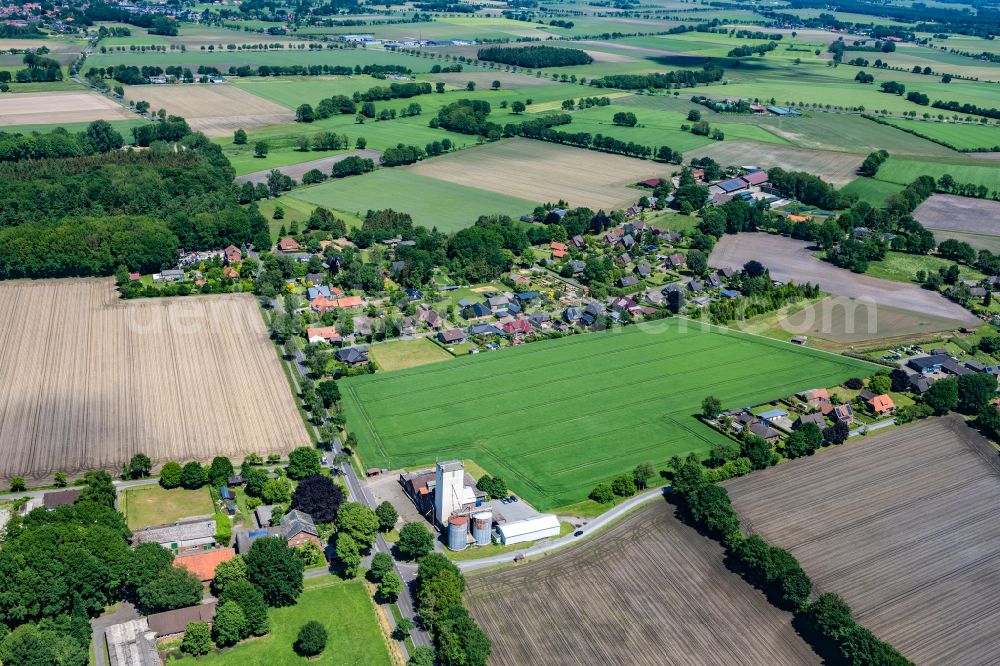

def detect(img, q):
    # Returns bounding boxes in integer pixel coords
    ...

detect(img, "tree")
[743,260,766,278]
[511,100,525,114]
[213,601,247,647]
[741,435,772,470]
[823,420,850,445]
[890,368,910,392]
[335,533,361,578]
[375,501,399,532]
[261,477,292,505]
[612,111,637,127]
[208,456,234,487]
[785,422,822,459]
[9,476,25,492]
[869,374,891,395]
[475,475,507,500]
[287,446,321,479]
[958,372,996,414]
[234,128,247,145]
[243,467,268,498]
[126,543,174,597]
[137,566,203,614]
[179,462,206,489]
[244,537,304,607]
[632,461,655,489]
[78,470,116,508]
[393,616,414,641]
[290,475,345,524]
[336,502,379,550]
[688,484,739,536]
[466,81,475,91]
[295,103,315,123]
[254,141,269,158]
[491,80,501,90]
[160,460,181,488]
[213,555,248,594]
[397,522,435,561]
[219,579,270,637]
[701,395,722,419]
[408,646,436,666]
[924,376,958,414]
[295,621,328,657]
[368,551,394,582]
[127,453,151,479]
[611,474,636,497]
[686,249,708,276]
[377,571,404,602]
[435,606,492,666]
[181,622,212,656]
[316,379,340,407]
[589,482,614,503]
[54,471,68,487]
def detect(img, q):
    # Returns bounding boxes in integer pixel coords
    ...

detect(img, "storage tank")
[472,512,492,546]
[447,516,468,551]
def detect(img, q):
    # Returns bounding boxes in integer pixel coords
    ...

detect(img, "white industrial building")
[434,460,477,527]
[496,514,560,545]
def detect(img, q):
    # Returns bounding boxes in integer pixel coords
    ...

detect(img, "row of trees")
[593,65,724,90]
[0,121,125,162]
[414,554,491,666]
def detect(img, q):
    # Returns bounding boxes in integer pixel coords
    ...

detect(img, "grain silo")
[447,515,468,551]
[472,511,492,546]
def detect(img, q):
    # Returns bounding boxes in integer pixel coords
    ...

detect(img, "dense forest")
[476,45,594,68]
[0,125,269,279]
[594,66,724,90]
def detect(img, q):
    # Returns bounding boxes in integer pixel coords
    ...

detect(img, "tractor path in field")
[236,149,383,185]
[709,233,979,324]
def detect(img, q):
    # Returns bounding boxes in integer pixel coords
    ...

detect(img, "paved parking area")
[484,497,541,523]
[364,471,426,527]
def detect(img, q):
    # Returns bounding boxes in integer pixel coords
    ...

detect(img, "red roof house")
[501,320,533,336]
[550,242,567,258]
[174,548,236,582]
[223,245,241,264]
[277,237,300,252]
[741,171,769,186]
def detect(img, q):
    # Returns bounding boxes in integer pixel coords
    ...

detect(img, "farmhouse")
[173,548,236,582]
[438,328,466,344]
[132,518,216,553]
[277,237,300,252]
[234,509,321,553]
[741,171,769,186]
[307,326,342,345]
[550,242,567,258]
[147,603,217,638]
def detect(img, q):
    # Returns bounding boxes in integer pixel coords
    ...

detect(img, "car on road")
[574,530,584,537]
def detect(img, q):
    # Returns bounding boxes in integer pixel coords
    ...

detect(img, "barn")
[496,514,561,545]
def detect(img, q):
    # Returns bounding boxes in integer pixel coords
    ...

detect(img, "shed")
[496,514,561,546]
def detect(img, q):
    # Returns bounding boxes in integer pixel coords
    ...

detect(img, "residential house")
[569,260,585,275]
[234,509,321,554]
[646,290,665,306]
[462,302,492,320]
[635,262,652,278]
[580,302,605,327]
[277,237,300,252]
[666,253,686,270]
[866,393,895,415]
[615,253,632,266]
[400,316,417,335]
[909,374,932,393]
[687,279,704,293]
[705,272,722,289]
[223,245,242,264]
[721,289,740,299]
[564,306,582,322]
[307,285,332,301]
[794,413,826,429]
[620,234,635,250]
[488,295,510,311]
[749,422,780,442]
[336,346,369,365]
[306,326,342,345]
[389,260,405,274]
[353,315,374,337]
[415,304,444,329]
[468,323,504,337]
[43,488,82,510]
[515,291,540,305]
[570,235,585,248]
[550,242,567,259]
[719,266,735,279]
[618,275,639,288]
[132,518,216,552]
[508,273,530,287]
[147,603,217,638]
[528,311,551,329]
[501,320,533,336]
[305,272,325,286]
[832,403,854,424]
[173,548,236,583]
[799,388,830,407]
[437,328,466,344]
[404,287,424,301]
[609,295,638,313]
[311,295,363,313]
[223,266,239,279]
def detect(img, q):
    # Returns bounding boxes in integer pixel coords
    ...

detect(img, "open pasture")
[406,138,673,211]
[725,416,1000,666]
[288,167,535,233]
[369,338,453,372]
[913,194,1000,236]
[684,141,864,187]
[0,90,134,126]
[122,83,293,136]
[465,500,821,665]
[881,117,1000,152]
[873,155,1000,190]
[341,320,873,511]
[0,279,309,483]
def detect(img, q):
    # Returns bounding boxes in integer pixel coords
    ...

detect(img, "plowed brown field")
[0,279,308,482]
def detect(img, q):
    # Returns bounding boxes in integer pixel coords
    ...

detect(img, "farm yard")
[341,320,873,511]
[725,416,1000,666]
[122,83,294,136]
[465,500,821,665]
[709,233,980,324]
[0,91,135,126]
[684,141,865,188]
[405,138,672,211]
[0,279,309,483]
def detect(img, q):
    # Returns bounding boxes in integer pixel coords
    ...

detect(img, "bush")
[611,474,636,497]
[180,461,206,489]
[213,601,247,647]
[160,461,182,488]
[589,483,615,503]
[294,621,328,657]
[180,622,212,656]
[844,377,864,389]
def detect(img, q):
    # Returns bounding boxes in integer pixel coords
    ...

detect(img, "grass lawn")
[370,338,453,372]
[341,320,875,511]
[865,251,985,284]
[171,582,392,666]
[873,156,1000,190]
[124,485,215,530]
[287,168,536,233]
[840,177,906,206]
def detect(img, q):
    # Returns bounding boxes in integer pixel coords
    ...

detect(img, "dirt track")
[236,150,383,185]
[709,233,979,323]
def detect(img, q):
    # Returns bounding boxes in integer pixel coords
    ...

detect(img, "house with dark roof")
[569,260,585,275]
[620,234,635,249]
[415,304,444,329]
[909,374,932,393]
[687,279,704,293]
[43,488,82,510]
[794,413,826,429]
[908,354,951,374]
[404,287,424,301]
[147,603,217,638]
[468,323,505,337]
[749,422,780,441]
[462,302,492,320]
[434,328,463,345]
[705,272,722,289]
[615,253,632,266]
[570,235,585,248]
[618,275,639,288]
[666,253,686,270]
[635,262,651,278]
[564,306,582,322]
[528,311,551,329]
[235,510,320,554]
[715,178,747,194]
[336,346,369,365]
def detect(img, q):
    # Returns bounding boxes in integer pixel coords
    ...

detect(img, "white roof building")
[496,514,560,546]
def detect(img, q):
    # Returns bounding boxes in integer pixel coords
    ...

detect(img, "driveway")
[709,233,979,323]
[236,150,383,185]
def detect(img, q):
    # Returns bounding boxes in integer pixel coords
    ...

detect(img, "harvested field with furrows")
[0,91,135,126]
[684,141,864,187]
[405,138,672,211]
[122,84,294,136]
[725,416,1000,666]
[913,193,1000,236]
[0,279,308,482]
[465,500,821,666]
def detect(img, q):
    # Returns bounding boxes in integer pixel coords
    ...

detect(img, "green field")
[173,582,392,666]
[880,117,1000,152]
[864,250,985,284]
[841,177,906,206]
[288,168,535,233]
[370,338,453,372]
[124,485,215,530]
[342,320,874,511]
[0,118,149,136]
[874,156,1000,189]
